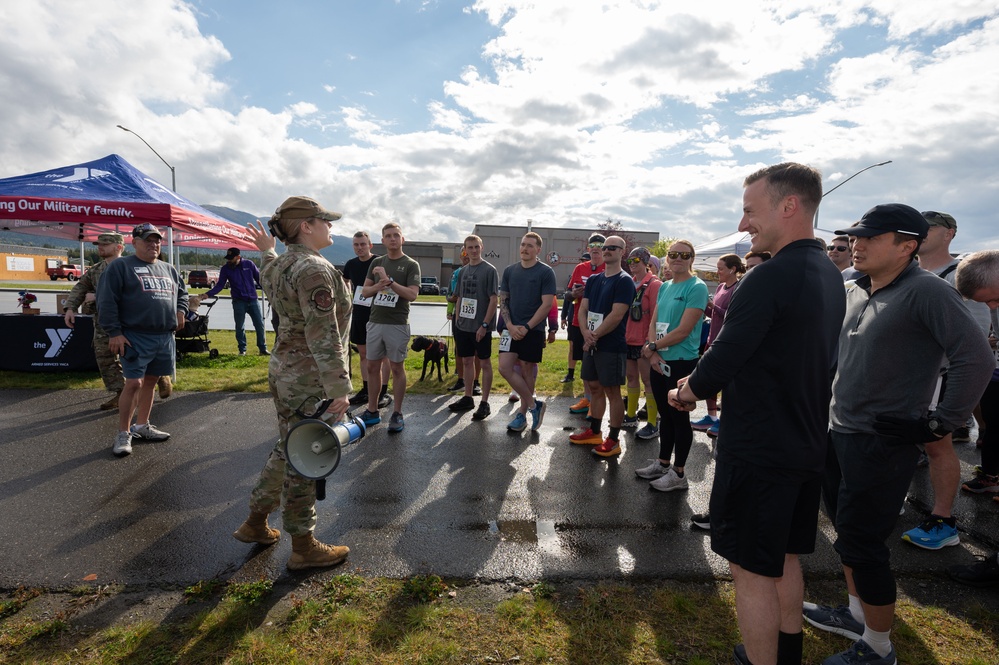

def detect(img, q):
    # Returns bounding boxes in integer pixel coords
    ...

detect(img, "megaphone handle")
[315,478,327,501]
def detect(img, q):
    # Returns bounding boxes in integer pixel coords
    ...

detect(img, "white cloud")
[1,1,998,250]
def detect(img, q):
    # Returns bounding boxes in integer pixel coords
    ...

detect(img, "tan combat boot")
[157,375,173,399]
[99,391,121,411]
[287,533,350,570]
[232,512,280,546]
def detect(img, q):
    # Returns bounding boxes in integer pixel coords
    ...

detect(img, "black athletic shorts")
[709,459,822,577]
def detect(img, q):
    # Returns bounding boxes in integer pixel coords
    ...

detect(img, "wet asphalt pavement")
[0,388,996,589]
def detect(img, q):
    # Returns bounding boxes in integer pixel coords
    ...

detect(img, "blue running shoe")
[359,410,381,427]
[821,639,896,665]
[530,399,546,431]
[901,516,959,550]
[690,414,718,431]
[802,602,863,641]
[388,411,404,432]
[508,412,528,432]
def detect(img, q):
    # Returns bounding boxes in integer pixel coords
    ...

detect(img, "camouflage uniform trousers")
[92,324,125,393]
[248,374,343,536]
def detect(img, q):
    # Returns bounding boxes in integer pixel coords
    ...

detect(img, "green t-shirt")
[365,254,421,325]
[654,276,708,361]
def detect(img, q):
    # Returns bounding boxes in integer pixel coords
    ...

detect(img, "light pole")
[814,160,892,228]
[116,124,176,192]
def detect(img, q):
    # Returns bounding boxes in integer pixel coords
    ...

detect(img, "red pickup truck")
[46,264,83,281]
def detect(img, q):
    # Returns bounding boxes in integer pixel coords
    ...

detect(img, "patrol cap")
[922,210,957,230]
[225,247,240,260]
[132,223,163,240]
[272,196,342,222]
[836,203,929,239]
[93,232,124,245]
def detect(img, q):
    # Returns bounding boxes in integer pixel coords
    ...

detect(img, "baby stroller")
[176,296,219,360]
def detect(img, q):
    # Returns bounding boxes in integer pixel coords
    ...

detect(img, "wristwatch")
[927,413,950,438]
[388,277,394,284]
[481,322,490,330]
[646,341,657,352]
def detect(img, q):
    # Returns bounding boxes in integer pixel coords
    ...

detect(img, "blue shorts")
[121,330,175,379]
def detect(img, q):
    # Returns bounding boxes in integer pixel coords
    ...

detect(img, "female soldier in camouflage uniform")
[233,197,353,570]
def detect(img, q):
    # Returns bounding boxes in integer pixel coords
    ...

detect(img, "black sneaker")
[948,555,999,587]
[348,391,369,406]
[472,380,482,396]
[472,401,491,420]
[690,513,711,531]
[448,395,476,412]
[636,404,647,420]
[953,426,972,443]
[559,373,574,383]
[448,379,465,392]
[378,393,393,409]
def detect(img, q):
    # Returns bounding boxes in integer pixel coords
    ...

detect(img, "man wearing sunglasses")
[570,236,636,456]
[565,233,607,415]
[827,235,853,273]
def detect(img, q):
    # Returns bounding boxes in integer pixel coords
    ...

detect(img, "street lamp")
[116,124,176,192]
[814,160,892,228]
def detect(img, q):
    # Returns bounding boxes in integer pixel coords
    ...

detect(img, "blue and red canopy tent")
[0,154,257,265]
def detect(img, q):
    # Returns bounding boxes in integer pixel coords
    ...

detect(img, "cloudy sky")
[1,0,997,250]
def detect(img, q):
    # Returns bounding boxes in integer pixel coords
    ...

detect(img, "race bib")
[353,285,372,307]
[498,330,512,352]
[655,321,669,341]
[586,311,604,332]
[459,297,477,319]
[373,289,399,308]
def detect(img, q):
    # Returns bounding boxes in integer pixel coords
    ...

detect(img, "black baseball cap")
[836,203,929,239]
[225,247,240,260]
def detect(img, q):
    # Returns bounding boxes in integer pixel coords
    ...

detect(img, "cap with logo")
[93,232,124,245]
[588,233,606,245]
[921,210,957,231]
[132,223,163,240]
[835,203,929,239]
[225,247,241,260]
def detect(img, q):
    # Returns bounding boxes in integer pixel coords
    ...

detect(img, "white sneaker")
[650,467,688,492]
[635,459,669,479]
[113,431,133,457]
[130,423,170,441]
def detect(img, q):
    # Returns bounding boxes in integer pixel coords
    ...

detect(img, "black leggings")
[649,358,699,467]
[980,379,999,475]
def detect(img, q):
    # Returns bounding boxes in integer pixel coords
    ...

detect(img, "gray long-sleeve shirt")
[831,260,993,433]
[97,255,188,338]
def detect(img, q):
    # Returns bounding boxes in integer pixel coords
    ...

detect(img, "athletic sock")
[674,468,684,478]
[608,427,620,441]
[627,388,640,417]
[645,392,658,422]
[588,417,602,436]
[361,381,368,393]
[847,594,865,624]
[861,625,893,658]
[776,631,802,665]
[565,368,574,379]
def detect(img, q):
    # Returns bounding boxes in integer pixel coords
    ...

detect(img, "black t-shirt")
[343,254,377,291]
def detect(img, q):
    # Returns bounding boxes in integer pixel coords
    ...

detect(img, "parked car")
[188,269,221,289]
[420,276,441,295]
[46,264,83,281]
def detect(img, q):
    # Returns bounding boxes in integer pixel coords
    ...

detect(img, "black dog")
[411,336,449,381]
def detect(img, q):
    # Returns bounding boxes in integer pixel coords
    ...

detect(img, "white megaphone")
[284,397,366,500]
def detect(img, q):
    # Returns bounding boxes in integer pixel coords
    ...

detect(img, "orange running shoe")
[569,428,602,444]
[569,398,590,414]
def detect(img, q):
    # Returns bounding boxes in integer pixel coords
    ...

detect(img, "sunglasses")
[827,245,849,252]
[626,256,645,264]
[588,242,604,248]
[667,251,692,260]
[601,245,624,251]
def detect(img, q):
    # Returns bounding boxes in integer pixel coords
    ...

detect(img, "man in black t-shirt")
[342,231,389,408]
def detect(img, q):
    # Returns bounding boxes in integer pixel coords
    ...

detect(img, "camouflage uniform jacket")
[260,244,352,400]
[64,260,108,319]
